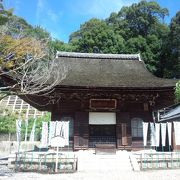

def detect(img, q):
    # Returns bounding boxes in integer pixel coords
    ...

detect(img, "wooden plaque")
[90,99,117,109]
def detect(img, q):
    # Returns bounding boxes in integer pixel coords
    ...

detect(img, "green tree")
[21,112,50,141]
[69,18,124,53]
[3,15,32,38]
[0,109,17,134]
[107,0,170,74]
[49,39,74,53]
[108,1,168,38]
[175,81,180,103]
[69,1,171,74]
[0,106,50,141]
[0,0,13,25]
[164,11,180,78]
[26,26,51,40]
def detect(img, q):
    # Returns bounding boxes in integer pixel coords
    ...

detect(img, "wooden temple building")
[5,52,178,151]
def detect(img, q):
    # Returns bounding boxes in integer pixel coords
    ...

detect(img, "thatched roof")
[55,52,176,89]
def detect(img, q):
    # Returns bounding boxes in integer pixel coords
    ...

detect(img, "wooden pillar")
[116,112,122,148]
[74,112,89,150]
[116,124,122,148]
[122,123,128,146]
[51,104,61,121]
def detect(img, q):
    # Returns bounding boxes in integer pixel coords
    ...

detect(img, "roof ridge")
[56,51,141,60]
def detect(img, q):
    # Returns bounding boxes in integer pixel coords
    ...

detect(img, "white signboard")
[89,112,116,125]
[50,136,65,147]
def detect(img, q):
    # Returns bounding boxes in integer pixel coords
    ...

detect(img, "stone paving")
[0,165,13,177]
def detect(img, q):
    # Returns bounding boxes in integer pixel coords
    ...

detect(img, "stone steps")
[78,151,132,172]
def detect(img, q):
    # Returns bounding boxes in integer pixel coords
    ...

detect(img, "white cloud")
[50,31,62,40]
[36,0,61,24]
[87,0,122,17]
[34,0,141,42]
[36,0,44,23]
[14,0,20,13]
[37,0,44,9]
[47,9,59,23]
[74,0,140,18]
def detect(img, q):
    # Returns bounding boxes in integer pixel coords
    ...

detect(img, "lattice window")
[131,118,143,137]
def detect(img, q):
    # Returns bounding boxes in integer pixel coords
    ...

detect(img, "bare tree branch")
[0,21,69,105]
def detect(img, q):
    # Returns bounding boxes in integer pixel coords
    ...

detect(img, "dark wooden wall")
[50,89,175,151]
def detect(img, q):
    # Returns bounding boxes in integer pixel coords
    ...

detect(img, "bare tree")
[0,23,69,102]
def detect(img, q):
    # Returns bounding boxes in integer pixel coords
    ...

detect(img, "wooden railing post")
[140,153,143,169]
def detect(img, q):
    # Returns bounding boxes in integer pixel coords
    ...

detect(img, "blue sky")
[4,0,180,43]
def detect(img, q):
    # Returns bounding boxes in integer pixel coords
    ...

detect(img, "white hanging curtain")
[64,121,69,146]
[16,119,21,143]
[161,123,166,147]
[167,122,172,146]
[59,121,64,137]
[24,117,28,142]
[30,119,36,142]
[41,122,48,147]
[53,121,69,146]
[155,123,160,147]
[150,123,156,146]
[55,121,62,136]
[48,121,56,145]
[173,122,180,145]
[143,122,148,146]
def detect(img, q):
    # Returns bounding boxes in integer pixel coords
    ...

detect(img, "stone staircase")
[77,150,132,172]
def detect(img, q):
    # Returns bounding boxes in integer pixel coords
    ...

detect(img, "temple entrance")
[89,125,116,147]
[88,112,116,148]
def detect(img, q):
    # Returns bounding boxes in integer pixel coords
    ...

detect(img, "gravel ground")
[0,169,180,180]
[0,165,14,178]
